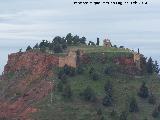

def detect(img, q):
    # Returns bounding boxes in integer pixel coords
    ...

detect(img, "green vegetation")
[2,33,159,120]
[31,62,160,120]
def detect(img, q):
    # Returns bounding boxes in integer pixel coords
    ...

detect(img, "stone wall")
[133,52,141,70]
[58,50,77,68]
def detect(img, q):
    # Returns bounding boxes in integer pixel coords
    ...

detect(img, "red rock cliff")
[0,51,59,120]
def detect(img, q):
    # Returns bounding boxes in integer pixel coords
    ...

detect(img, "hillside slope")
[0,46,159,120]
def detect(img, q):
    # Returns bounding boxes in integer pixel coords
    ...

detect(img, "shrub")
[110,109,118,119]
[96,108,103,116]
[58,70,67,84]
[80,86,96,102]
[91,72,99,81]
[63,65,76,76]
[26,45,32,51]
[57,81,63,92]
[148,93,156,105]
[119,111,128,120]
[62,85,72,99]
[102,94,113,107]
[76,66,84,74]
[129,97,139,113]
[138,82,149,98]
[152,107,159,118]
[89,67,95,75]
[157,104,160,112]
[104,80,113,96]
[104,66,113,75]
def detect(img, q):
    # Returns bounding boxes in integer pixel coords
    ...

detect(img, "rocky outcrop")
[4,51,59,76]
[0,51,57,119]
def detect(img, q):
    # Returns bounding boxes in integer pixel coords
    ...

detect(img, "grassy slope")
[69,45,131,53]
[32,63,160,120]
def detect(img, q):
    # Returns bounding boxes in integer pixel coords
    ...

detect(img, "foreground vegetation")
[32,62,160,120]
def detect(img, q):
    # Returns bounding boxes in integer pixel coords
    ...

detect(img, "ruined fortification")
[59,50,77,68]
[103,38,112,47]
[133,52,141,70]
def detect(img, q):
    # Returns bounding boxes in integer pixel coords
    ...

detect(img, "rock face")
[4,51,59,76]
[0,51,58,119]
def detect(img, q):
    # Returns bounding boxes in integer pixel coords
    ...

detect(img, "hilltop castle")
[103,38,112,47]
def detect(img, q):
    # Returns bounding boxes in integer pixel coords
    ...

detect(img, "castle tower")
[103,38,112,47]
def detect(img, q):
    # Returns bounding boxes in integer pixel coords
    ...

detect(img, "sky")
[0,0,160,74]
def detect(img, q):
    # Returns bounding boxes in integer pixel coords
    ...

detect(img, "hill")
[0,34,160,120]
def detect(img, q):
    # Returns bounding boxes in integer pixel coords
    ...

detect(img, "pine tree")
[148,93,156,105]
[96,108,103,116]
[104,81,113,96]
[26,45,32,51]
[138,82,149,98]
[57,81,63,92]
[129,97,139,113]
[152,107,159,118]
[102,94,113,107]
[66,33,73,45]
[62,85,72,99]
[80,86,96,102]
[119,111,128,120]
[33,43,39,49]
[147,57,154,74]
[153,61,160,74]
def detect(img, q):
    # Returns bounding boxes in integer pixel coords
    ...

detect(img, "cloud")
[0,0,160,73]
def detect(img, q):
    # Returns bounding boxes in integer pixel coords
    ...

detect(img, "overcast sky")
[0,0,160,73]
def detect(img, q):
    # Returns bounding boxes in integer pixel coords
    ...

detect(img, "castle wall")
[58,50,77,68]
[133,53,141,70]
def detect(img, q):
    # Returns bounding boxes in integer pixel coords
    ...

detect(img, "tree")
[53,36,63,45]
[104,81,113,96]
[103,80,114,107]
[57,81,63,92]
[140,55,147,73]
[66,33,73,45]
[113,45,117,48]
[91,72,99,81]
[102,94,113,107]
[153,61,160,74]
[53,43,63,53]
[148,93,156,105]
[104,66,113,75]
[19,48,22,52]
[96,38,100,46]
[26,45,32,51]
[76,66,84,74]
[33,43,39,49]
[138,82,149,98]
[58,70,67,84]
[72,35,80,45]
[129,97,139,113]
[96,108,103,116]
[152,107,159,118]
[157,104,160,112]
[110,109,118,119]
[62,85,72,99]
[88,41,96,46]
[80,37,86,44]
[119,46,124,48]
[80,86,96,102]
[89,67,95,75]
[40,45,46,53]
[146,57,154,74]
[119,111,128,120]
